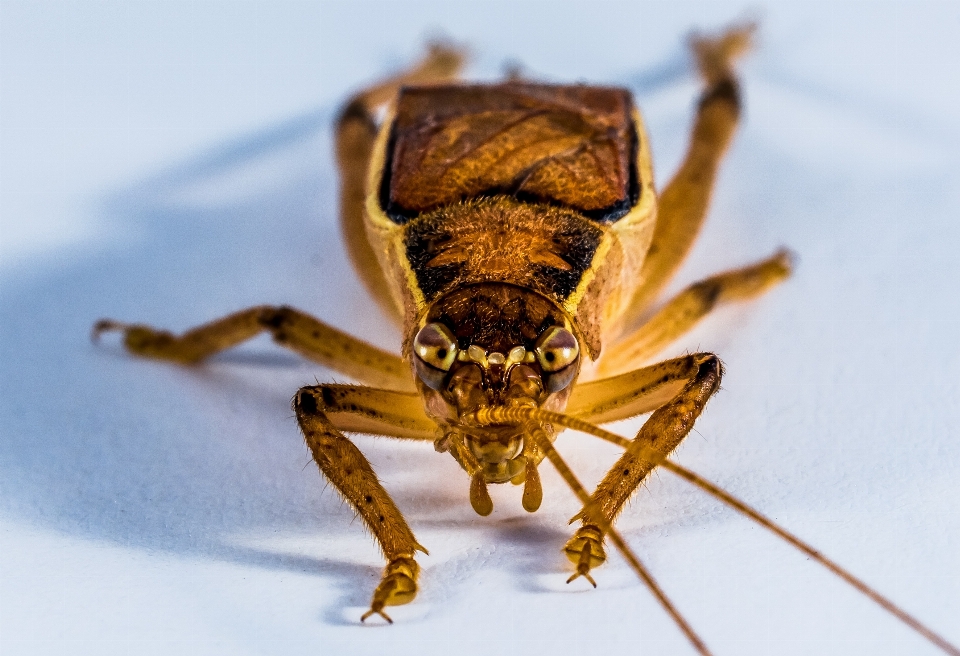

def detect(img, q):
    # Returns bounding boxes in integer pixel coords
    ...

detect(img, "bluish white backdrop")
[1,2,958,655]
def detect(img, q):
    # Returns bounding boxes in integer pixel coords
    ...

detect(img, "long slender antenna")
[526,425,713,656]
[468,406,960,656]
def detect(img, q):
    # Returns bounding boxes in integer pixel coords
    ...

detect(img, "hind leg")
[337,44,466,319]
[619,24,757,327]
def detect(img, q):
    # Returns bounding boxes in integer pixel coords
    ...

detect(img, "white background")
[1,2,958,655]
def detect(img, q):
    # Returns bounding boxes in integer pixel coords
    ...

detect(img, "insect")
[93,23,958,655]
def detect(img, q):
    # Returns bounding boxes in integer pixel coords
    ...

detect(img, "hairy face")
[410,284,581,427]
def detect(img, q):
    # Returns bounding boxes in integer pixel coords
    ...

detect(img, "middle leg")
[94,305,415,391]
[597,248,791,377]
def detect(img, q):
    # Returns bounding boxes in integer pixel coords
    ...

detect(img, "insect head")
[413,321,580,411]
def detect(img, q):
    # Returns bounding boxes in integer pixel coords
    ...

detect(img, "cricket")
[93,23,958,655]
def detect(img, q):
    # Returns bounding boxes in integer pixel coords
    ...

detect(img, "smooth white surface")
[2,2,958,655]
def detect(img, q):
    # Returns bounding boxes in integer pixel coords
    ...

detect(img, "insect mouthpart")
[412,316,580,512]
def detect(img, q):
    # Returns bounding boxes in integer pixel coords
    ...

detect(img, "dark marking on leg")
[298,389,318,415]
[699,78,740,113]
[321,387,336,408]
[690,279,722,311]
[338,98,376,128]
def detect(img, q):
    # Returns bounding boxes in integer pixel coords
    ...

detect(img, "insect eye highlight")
[413,323,459,371]
[534,326,579,373]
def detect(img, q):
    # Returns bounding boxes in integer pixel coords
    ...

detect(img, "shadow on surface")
[0,105,378,563]
[0,53,812,589]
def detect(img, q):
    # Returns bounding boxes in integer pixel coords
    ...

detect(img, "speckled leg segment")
[569,354,710,424]
[294,385,431,623]
[565,353,723,581]
[300,384,438,441]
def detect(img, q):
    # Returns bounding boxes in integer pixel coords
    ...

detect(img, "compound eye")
[534,326,579,393]
[413,323,459,371]
[534,326,579,372]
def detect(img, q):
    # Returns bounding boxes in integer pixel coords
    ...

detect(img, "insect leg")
[621,23,755,323]
[568,354,706,424]
[530,427,713,656]
[306,384,437,441]
[472,403,960,655]
[564,353,722,583]
[337,43,465,317]
[92,306,415,391]
[597,249,791,377]
[294,384,437,623]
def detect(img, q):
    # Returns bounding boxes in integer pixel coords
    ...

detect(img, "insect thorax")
[381,82,640,223]
[364,82,657,363]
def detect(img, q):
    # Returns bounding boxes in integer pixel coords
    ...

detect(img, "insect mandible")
[92,23,959,655]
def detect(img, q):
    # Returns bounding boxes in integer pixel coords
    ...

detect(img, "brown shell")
[382,83,638,222]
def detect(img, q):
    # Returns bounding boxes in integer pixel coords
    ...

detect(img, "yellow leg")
[598,249,791,377]
[564,353,723,582]
[336,43,466,321]
[93,306,415,392]
[530,429,712,655]
[568,354,709,425]
[621,23,755,324]
[294,384,437,623]
[309,384,437,440]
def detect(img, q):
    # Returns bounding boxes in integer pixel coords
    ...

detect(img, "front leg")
[294,384,436,623]
[564,354,722,583]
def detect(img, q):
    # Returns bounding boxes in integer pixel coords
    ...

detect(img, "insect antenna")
[468,406,960,656]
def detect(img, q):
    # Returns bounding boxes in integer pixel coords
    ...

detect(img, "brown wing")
[382,83,638,222]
